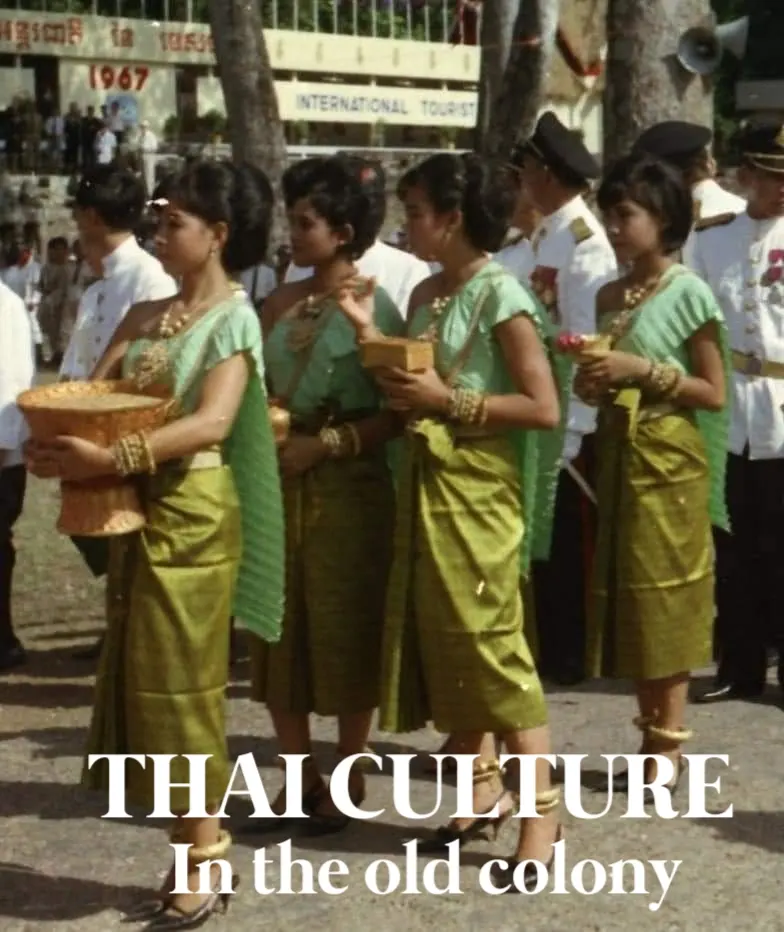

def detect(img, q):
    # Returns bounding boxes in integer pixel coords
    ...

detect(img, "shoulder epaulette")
[694,212,738,232]
[569,216,594,244]
[504,232,526,248]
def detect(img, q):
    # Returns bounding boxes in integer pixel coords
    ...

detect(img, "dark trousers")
[714,451,784,690]
[532,437,596,677]
[0,465,27,650]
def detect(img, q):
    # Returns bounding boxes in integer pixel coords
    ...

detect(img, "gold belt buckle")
[745,355,763,377]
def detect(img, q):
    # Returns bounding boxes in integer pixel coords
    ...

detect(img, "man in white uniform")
[2,243,42,360]
[0,279,35,671]
[512,111,618,684]
[61,165,176,657]
[61,166,177,381]
[494,188,542,282]
[95,124,118,166]
[687,120,784,704]
[284,157,430,316]
[137,120,160,196]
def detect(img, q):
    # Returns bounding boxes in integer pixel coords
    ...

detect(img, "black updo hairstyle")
[281,154,385,259]
[597,153,692,255]
[396,152,518,253]
[155,159,273,274]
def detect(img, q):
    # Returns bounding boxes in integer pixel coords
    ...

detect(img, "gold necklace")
[131,293,228,389]
[622,271,666,310]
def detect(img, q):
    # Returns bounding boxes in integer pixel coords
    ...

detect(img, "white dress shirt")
[529,195,619,460]
[95,129,118,165]
[240,264,277,307]
[495,236,535,282]
[688,211,784,459]
[682,179,747,267]
[0,281,35,468]
[2,258,42,345]
[60,236,177,381]
[284,239,431,317]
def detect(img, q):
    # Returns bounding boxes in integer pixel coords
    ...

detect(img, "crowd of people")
[0,108,783,927]
[0,94,160,180]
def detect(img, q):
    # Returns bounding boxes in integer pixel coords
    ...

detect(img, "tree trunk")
[208,0,288,250]
[481,0,560,161]
[475,0,518,149]
[603,0,715,164]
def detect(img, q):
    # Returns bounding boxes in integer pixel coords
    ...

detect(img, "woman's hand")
[277,435,328,477]
[24,436,114,481]
[578,351,651,389]
[335,276,378,340]
[374,367,451,414]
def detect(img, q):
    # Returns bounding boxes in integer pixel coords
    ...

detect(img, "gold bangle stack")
[319,424,363,459]
[111,432,157,477]
[644,362,682,401]
[447,387,489,426]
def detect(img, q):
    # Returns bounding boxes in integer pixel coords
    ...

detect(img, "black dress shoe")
[693,684,764,704]
[0,644,27,673]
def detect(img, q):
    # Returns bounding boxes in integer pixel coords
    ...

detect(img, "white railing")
[1,0,475,44]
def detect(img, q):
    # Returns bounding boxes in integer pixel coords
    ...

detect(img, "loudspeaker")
[676,17,749,76]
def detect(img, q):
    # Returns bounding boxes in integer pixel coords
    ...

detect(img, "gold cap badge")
[776,126,784,147]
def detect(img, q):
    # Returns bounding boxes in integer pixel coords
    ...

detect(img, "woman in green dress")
[26,160,284,930]
[575,153,728,793]
[337,152,567,891]
[247,155,403,834]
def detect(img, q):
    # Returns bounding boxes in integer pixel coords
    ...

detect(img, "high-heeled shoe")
[238,755,326,836]
[608,715,651,793]
[642,724,691,806]
[304,748,368,836]
[122,821,187,922]
[418,759,516,853]
[422,737,458,775]
[489,788,562,893]
[141,831,239,931]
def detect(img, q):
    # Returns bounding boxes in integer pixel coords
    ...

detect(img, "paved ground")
[2,474,783,932]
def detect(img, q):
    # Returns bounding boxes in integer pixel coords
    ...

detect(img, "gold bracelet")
[343,423,362,456]
[447,388,488,426]
[319,426,349,459]
[139,432,157,475]
[645,362,682,400]
[111,432,156,477]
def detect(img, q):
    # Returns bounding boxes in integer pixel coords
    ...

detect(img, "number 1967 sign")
[88,64,150,92]
[59,59,177,132]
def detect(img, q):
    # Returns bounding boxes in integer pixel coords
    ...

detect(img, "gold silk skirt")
[82,464,241,812]
[587,409,714,681]
[379,421,547,735]
[249,450,394,716]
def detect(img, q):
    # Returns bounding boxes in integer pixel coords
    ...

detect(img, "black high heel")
[641,723,692,806]
[238,756,326,836]
[141,830,239,932]
[608,715,651,793]
[304,748,369,837]
[489,789,562,893]
[122,820,188,922]
[418,759,516,853]
[142,875,239,931]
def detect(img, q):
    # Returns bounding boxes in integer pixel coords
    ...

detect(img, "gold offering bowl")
[18,380,172,537]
